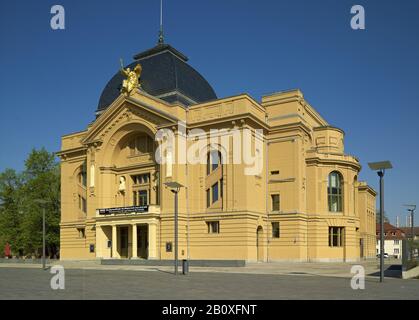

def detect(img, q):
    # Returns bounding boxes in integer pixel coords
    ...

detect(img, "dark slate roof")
[97,44,217,112]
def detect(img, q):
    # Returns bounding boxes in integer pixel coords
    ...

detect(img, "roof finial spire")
[158,0,164,44]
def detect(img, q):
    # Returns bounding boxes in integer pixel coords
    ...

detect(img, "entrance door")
[138,225,149,259]
[257,226,264,262]
[120,227,129,258]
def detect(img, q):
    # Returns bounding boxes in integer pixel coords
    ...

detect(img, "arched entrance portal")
[256,226,264,262]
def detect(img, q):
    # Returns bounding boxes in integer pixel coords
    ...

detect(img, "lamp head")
[368,161,393,171]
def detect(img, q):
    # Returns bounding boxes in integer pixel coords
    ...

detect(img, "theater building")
[58,41,376,262]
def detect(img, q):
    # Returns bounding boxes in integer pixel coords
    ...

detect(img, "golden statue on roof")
[120,58,142,96]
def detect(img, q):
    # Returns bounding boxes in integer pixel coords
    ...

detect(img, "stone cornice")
[184,113,269,131]
[56,146,87,159]
[306,155,361,171]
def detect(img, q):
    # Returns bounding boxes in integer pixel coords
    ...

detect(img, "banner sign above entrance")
[98,206,149,215]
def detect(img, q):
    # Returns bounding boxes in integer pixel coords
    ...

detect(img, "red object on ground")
[4,243,11,257]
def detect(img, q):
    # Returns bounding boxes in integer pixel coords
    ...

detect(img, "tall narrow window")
[206,189,210,208]
[271,194,280,212]
[212,183,219,203]
[272,222,280,238]
[138,190,148,206]
[206,150,223,209]
[207,150,221,175]
[328,171,343,212]
[78,162,87,187]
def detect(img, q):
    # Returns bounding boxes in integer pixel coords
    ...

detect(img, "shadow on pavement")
[368,264,402,278]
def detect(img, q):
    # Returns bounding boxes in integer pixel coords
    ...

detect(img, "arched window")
[129,134,154,156]
[328,171,343,212]
[76,161,87,215]
[78,161,87,187]
[207,150,221,176]
[206,150,223,208]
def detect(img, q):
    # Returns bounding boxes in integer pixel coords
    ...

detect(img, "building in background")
[399,227,419,241]
[58,40,376,262]
[376,223,406,259]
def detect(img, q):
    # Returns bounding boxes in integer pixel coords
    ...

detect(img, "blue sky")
[0,0,418,225]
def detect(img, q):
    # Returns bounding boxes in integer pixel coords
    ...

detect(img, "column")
[112,225,119,258]
[148,222,157,259]
[132,224,138,259]
[96,225,102,258]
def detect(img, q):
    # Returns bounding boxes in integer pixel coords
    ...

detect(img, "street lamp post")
[164,181,184,275]
[404,204,416,259]
[34,199,49,270]
[368,161,393,283]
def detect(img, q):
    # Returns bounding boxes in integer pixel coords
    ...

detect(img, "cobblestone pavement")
[0,266,418,300]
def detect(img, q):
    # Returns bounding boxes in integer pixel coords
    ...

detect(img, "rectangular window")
[271,194,280,211]
[212,183,219,203]
[207,221,220,234]
[138,190,148,206]
[77,228,86,239]
[272,222,280,238]
[271,170,279,175]
[329,227,344,247]
[394,240,399,245]
[132,173,150,185]
[207,189,211,207]
[394,248,399,254]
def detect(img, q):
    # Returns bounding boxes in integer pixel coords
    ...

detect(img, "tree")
[0,169,24,256]
[0,148,60,258]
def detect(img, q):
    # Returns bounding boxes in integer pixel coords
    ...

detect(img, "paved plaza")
[0,262,418,299]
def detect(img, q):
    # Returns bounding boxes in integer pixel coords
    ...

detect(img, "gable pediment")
[82,94,178,145]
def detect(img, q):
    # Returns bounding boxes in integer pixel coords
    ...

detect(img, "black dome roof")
[97,44,217,113]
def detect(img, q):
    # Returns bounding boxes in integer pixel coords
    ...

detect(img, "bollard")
[182,259,189,275]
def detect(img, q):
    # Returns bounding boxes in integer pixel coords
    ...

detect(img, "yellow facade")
[58,86,376,262]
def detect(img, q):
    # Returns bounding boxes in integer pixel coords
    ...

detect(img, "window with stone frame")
[205,150,223,209]
[132,173,150,206]
[328,171,343,212]
[329,227,345,247]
